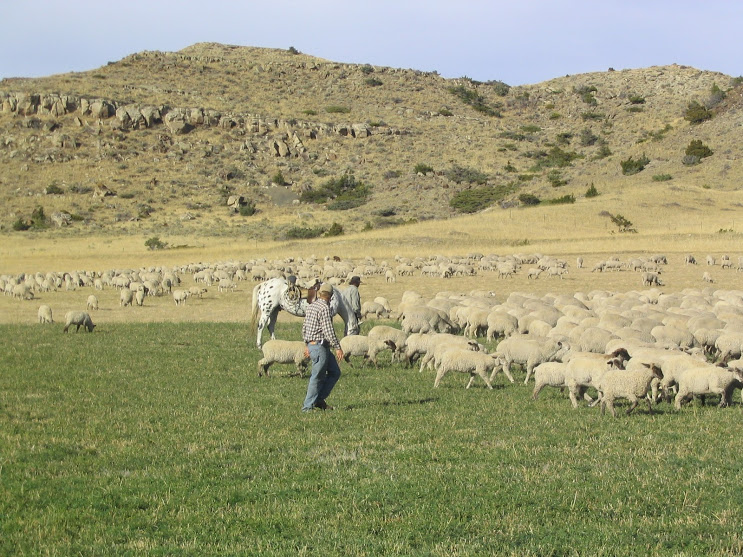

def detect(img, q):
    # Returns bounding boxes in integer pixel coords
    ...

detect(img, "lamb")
[63,311,95,333]
[86,295,99,311]
[257,340,309,377]
[596,363,663,417]
[367,325,408,362]
[674,365,743,409]
[491,335,570,384]
[339,335,396,367]
[532,362,569,400]
[189,286,207,298]
[433,348,501,389]
[37,304,53,324]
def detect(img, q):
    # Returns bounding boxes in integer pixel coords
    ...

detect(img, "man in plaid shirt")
[301,282,344,412]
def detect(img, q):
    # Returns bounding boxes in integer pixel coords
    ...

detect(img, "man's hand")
[304,346,310,359]
[335,348,344,361]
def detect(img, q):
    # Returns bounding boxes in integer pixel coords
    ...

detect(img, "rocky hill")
[0,42,740,240]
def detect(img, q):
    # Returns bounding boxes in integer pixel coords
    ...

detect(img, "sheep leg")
[626,398,639,416]
[433,369,447,388]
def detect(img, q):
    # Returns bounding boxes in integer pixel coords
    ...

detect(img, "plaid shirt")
[302,298,341,349]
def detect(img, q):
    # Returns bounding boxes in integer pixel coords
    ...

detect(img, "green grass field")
[2,321,743,556]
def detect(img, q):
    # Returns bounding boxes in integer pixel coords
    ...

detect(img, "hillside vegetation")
[1,42,742,249]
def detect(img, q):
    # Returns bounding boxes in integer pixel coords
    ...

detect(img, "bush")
[414,163,434,174]
[581,112,605,121]
[145,236,167,250]
[284,226,325,239]
[239,201,257,216]
[707,83,726,108]
[585,183,599,197]
[360,64,374,75]
[685,140,713,159]
[326,105,350,114]
[44,183,64,195]
[445,165,489,185]
[684,101,712,124]
[652,174,673,182]
[620,153,650,176]
[30,206,47,229]
[488,80,511,96]
[529,146,580,171]
[547,170,567,188]
[272,170,288,186]
[521,124,541,133]
[447,85,501,117]
[628,94,646,104]
[324,222,344,237]
[383,170,401,179]
[449,184,516,213]
[605,212,636,233]
[288,46,300,55]
[12,218,30,231]
[545,194,575,205]
[579,128,598,146]
[519,193,541,205]
[437,108,453,117]
[365,78,383,87]
[299,174,370,210]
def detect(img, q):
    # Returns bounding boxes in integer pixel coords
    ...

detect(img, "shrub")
[620,153,650,176]
[324,222,344,237]
[414,163,434,174]
[44,183,64,195]
[581,112,605,121]
[521,124,541,133]
[145,236,167,250]
[30,206,47,229]
[529,146,580,171]
[284,226,325,239]
[574,85,598,105]
[239,201,257,216]
[272,170,288,186]
[626,106,644,113]
[652,174,673,182]
[360,64,374,75]
[628,94,646,104]
[519,193,541,205]
[12,218,30,231]
[549,112,561,120]
[365,78,383,87]
[579,128,598,146]
[684,101,712,124]
[447,85,501,117]
[593,144,612,160]
[547,170,567,187]
[326,105,350,114]
[383,170,401,179]
[288,46,300,55]
[299,174,370,209]
[685,140,713,159]
[707,83,726,108]
[605,212,636,233]
[302,109,317,116]
[437,108,453,117]
[585,183,599,197]
[488,80,511,96]
[555,132,573,145]
[445,165,489,185]
[449,183,516,213]
[545,194,575,205]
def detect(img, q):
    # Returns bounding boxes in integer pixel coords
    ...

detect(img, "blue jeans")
[302,344,341,411]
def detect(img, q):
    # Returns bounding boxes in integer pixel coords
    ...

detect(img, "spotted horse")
[250,277,353,347]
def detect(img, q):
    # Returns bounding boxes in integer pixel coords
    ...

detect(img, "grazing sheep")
[641,272,663,287]
[361,301,390,320]
[685,254,697,265]
[657,352,708,402]
[532,361,569,400]
[674,365,743,409]
[120,288,134,307]
[367,325,408,362]
[340,335,396,367]
[86,295,99,311]
[173,289,190,306]
[12,284,34,300]
[63,311,95,333]
[401,306,455,335]
[527,268,542,280]
[37,304,53,324]
[486,311,518,341]
[563,348,630,408]
[434,348,500,389]
[134,288,145,307]
[189,286,207,298]
[492,335,569,384]
[597,363,663,417]
[257,340,309,377]
[702,272,714,283]
[421,334,490,374]
[706,255,716,266]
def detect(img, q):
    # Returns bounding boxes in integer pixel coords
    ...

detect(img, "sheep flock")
[5,250,743,414]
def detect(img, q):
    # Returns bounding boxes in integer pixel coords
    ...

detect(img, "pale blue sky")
[1,0,740,85]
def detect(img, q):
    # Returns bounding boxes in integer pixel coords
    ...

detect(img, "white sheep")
[492,335,569,384]
[86,295,99,311]
[423,335,491,374]
[486,311,518,341]
[37,304,53,324]
[674,365,743,409]
[63,311,95,333]
[532,362,569,400]
[367,325,408,362]
[401,306,455,335]
[597,363,663,417]
[134,288,145,307]
[340,335,396,367]
[120,288,134,307]
[562,348,630,408]
[257,340,309,377]
[361,301,390,320]
[433,348,500,389]
[173,289,191,306]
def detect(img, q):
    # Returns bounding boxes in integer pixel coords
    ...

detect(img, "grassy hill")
[0,43,741,240]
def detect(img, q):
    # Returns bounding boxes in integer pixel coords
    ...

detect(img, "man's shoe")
[315,400,334,410]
